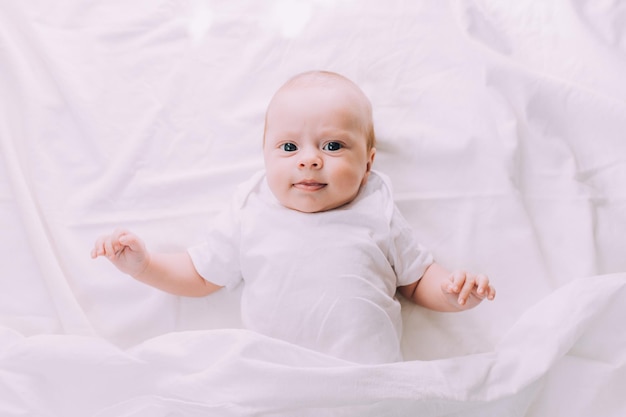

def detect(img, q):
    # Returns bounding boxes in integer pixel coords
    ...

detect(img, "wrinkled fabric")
[1,0,625,416]
[1,274,624,416]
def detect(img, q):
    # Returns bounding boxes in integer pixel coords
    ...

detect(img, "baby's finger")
[457,273,477,305]
[475,274,490,297]
[90,239,102,258]
[118,232,140,252]
[92,236,107,258]
[110,228,131,254]
[487,285,496,300]
[442,274,455,294]
[104,235,118,258]
[448,270,467,294]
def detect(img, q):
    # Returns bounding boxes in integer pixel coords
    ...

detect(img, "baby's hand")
[442,270,496,309]
[91,228,150,278]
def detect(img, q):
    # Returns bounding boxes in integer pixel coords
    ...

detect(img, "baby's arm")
[91,229,222,297]
[398,262,495,312]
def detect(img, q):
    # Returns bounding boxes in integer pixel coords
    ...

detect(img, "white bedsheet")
[1,0,625,416]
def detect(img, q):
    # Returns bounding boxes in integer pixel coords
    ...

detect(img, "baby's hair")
[264,71,376,150]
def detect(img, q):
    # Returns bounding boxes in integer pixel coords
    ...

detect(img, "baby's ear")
[366,147,376,172]
[361,148,376,185]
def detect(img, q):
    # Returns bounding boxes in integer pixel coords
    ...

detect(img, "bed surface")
[1,1,625,416]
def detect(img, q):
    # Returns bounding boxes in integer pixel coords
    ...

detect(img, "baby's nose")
[298,150,323,169]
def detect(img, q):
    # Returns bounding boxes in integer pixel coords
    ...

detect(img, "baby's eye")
[322,141,343,151]
[280,142,298,152]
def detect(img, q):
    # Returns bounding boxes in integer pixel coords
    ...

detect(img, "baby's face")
[263,85,375,213]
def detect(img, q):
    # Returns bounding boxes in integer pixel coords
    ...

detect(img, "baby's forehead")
[269,86,370,130]
[272,78,370,115]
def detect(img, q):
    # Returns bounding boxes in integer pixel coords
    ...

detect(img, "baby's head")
[263,71,377,213]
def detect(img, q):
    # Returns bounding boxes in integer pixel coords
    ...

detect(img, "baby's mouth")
[293,180,327,191]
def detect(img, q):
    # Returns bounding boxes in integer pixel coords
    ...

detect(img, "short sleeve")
[388,205,434,287]
[187,199,242,289]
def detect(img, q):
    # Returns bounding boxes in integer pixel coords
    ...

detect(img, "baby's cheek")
[335,162,366,187]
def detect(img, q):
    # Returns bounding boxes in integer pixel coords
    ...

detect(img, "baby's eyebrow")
[273,131,300,140]
[267,135,297,144]
[319,128,353,138]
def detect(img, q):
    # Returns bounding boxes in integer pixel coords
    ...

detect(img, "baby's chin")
[279,194,357,213]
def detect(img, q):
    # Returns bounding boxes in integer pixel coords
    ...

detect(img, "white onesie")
[188,170,433,364]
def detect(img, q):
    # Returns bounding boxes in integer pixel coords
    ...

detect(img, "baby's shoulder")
[366,170,393,194]
[231,170,267,209]
[358,170,393,204]
[353,170,395,217]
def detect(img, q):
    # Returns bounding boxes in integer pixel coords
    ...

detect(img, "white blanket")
[1,0,625,416]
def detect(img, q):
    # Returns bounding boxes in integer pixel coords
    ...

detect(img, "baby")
[92,71,496,364]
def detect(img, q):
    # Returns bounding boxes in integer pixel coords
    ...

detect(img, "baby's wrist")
[131,253,152,280]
